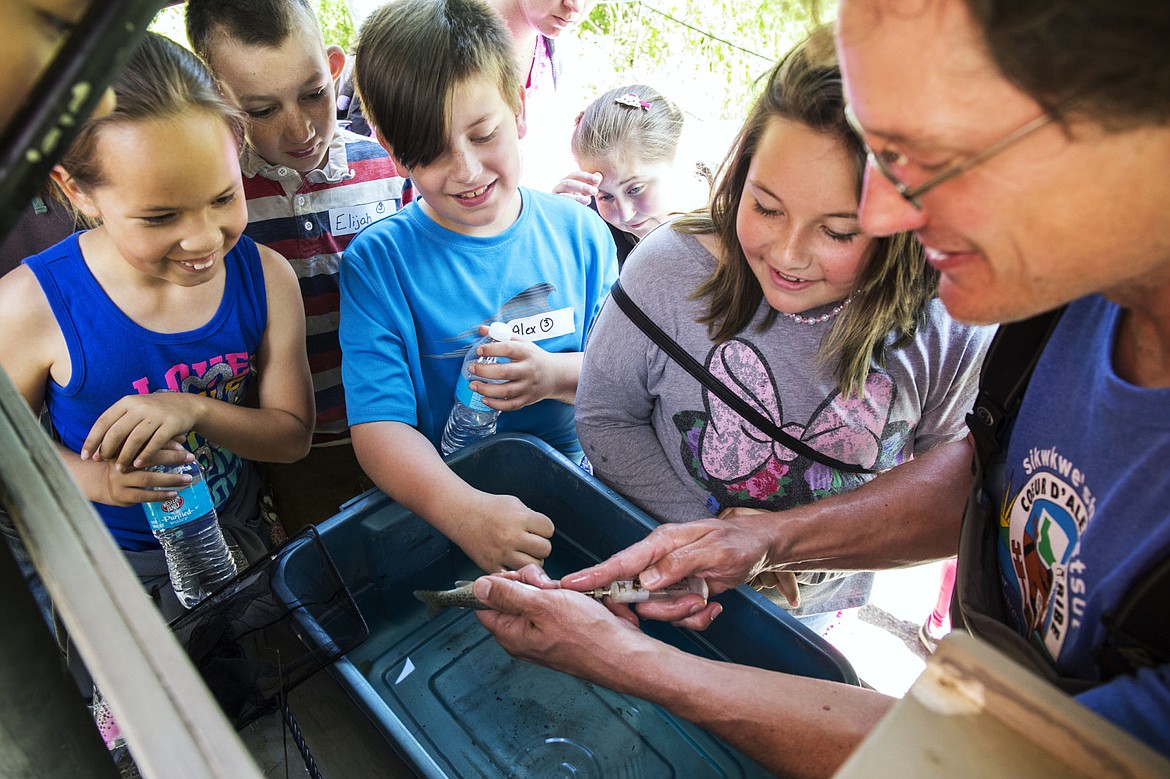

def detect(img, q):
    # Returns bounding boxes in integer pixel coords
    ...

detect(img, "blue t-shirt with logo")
[994,294,1170,755]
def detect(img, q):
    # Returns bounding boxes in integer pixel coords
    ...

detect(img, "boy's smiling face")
[207,24,343,175]
[394,75,527,237]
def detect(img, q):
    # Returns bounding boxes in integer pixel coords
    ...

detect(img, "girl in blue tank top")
[0,34,314,614]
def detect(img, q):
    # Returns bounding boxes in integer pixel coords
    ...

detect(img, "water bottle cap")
[487,322,512,342]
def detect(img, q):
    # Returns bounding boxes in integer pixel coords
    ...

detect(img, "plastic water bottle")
[440,322,512,456]
[143,459,238,609]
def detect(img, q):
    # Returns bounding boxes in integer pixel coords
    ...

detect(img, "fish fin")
[454,580,474,587]
[413,590,443,620]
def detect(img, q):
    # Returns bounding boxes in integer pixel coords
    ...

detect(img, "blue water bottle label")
[455,376,492,412]
[143,482,215,531]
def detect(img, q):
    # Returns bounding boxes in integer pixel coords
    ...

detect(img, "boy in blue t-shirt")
[186,0,407,533]
[341,0,617,574]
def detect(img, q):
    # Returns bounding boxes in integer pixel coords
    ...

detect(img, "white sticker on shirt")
[506,307,575,342]
[330,200,398,236]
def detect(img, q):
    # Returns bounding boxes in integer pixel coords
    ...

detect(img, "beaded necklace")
[782,293,854,326]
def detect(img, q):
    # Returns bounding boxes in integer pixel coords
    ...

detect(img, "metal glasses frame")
[844,104,1056,209]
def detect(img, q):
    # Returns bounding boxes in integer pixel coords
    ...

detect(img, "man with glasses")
[471,1,1170,775]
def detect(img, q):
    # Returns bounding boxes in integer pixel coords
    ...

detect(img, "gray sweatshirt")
[577,226,992,616]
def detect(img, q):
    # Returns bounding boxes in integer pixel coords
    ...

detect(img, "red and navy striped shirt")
[241,128,407,445]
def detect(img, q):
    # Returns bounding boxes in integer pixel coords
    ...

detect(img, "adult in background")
[485,0,598,188]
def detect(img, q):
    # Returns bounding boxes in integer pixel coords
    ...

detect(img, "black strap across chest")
[609,279,875,475]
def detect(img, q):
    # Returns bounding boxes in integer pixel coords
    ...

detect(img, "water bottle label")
[455,376,493,412]
[143,483,215,531]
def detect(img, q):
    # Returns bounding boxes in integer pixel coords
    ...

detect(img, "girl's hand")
[552,170,602,206]
[81,392,203,470]
[97,443,197,507]
[469,327,580,407]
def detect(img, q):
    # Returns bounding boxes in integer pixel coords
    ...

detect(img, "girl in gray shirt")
[576,31,992,627]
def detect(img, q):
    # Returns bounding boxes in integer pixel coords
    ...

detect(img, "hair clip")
[615,93,651,111]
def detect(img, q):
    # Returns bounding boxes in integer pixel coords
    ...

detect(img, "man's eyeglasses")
[843,104,1056,209]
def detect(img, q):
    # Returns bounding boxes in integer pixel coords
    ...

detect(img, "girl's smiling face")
[737,116,876,315]
[581,154,676,241]
[62,109,247,286]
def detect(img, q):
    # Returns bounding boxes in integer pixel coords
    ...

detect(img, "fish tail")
[413,590,446,620]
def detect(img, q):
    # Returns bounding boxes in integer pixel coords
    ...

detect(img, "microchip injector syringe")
[589,576,709,603]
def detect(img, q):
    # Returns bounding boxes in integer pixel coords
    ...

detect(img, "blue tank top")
[24,232,268,551]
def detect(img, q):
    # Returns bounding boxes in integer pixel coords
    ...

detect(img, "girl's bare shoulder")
[0,264,52,327]
[254,242,297,284]
[0,263,67,400]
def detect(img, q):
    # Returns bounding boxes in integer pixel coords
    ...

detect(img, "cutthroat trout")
[413,576,709,619]
[413,581,483,619]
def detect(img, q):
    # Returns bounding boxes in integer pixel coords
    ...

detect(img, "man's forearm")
[602,638,892,778]
[765,437,974,571]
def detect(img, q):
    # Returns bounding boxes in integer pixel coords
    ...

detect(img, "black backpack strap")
[966,307,1067,474]
[609,279,875,475]
[1099,554,1170,677]
[953,307,1089,688]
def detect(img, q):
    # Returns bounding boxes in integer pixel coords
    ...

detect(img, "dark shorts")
[263,442,373,534]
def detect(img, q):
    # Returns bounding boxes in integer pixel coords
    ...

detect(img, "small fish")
[413,581,484,619]
[414,576,709,619]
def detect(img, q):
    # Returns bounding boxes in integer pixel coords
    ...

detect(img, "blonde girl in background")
[555,84,711,266]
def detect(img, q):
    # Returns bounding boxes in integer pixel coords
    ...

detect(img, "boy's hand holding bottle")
[469,324,582,408]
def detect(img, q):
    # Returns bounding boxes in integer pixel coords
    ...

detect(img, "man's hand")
[719,506,800,607]
[559,516,777,629]
[475,566,647,681]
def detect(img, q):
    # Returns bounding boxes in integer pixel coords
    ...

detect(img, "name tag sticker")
[506,307,575,342]
[331,200,398,236]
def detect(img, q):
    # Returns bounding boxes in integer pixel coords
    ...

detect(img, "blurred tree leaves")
[150,1,357,51]
[152,0,830,143]
[317,0,357,50]
[573,0,830,122]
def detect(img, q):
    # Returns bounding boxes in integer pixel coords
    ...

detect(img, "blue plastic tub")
[303,434,858,778]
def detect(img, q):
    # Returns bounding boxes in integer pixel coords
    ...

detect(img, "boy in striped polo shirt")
[187,0,407,533]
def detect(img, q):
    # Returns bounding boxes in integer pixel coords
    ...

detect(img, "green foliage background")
[573,0,828,122]
[153,1,826,126]
[150,1,357,51]
[316,0,357,50]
